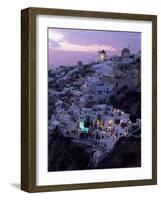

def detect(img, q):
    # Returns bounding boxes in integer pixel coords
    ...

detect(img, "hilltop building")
[77,61,83,67]
[99,49,107,62]
[121,48,134,64]
[121,48,131,57]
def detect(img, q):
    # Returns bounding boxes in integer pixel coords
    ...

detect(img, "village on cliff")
[48,48,141,162]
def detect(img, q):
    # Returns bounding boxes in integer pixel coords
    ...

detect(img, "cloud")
[49,41,119,53]
[48,39,61,48]
[48,29,120,53]
[48,30,64,42]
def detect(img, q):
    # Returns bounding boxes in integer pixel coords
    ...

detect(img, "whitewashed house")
[121,57,133,64]
[80,107,93,121]
[92,61,114,77]
[95,81,114,97]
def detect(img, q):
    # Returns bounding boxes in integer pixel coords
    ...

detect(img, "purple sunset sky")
[48,28,141,69]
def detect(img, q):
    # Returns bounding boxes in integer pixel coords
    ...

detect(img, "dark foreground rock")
[48,128,91,171]
[48,128,141,171]
[96,136,141,169]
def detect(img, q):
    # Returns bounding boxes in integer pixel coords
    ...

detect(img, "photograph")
[48,28,141,172]
[21,7,157,192]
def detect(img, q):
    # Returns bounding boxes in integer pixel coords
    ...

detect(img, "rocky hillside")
[48,128,91,171]
[48,128,141,171]
[110,90,141,120]
[96,135,141,169]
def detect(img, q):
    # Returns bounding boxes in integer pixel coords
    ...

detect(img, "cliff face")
[48,128,141,171]
[96,136,141,169]
[110,90,141,120]
[48,128,91,171]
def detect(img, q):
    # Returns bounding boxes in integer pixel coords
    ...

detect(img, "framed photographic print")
[21,7,157,192]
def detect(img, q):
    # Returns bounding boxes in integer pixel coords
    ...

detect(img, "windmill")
[98,49,106,62]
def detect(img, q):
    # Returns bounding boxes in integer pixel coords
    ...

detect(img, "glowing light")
[79,121,84,129]
[108,120,113,125]
[82,127,89,133]
[79,121,89,133]
[97,120,100,125]
[100,54,105,60]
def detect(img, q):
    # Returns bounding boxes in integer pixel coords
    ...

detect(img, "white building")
[121,47,133,64]
[80,104,113,122]
[99,50,106,62]
[121,57,133,64]
[121,48,131,57]
[80,107,93,121]
[68,103,80,119]
[95,81,114,96]
[92,61,114,77]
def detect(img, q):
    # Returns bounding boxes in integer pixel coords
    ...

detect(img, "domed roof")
[121,48,131,57]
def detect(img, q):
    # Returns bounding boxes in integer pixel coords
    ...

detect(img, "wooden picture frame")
[21,7,157,192]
